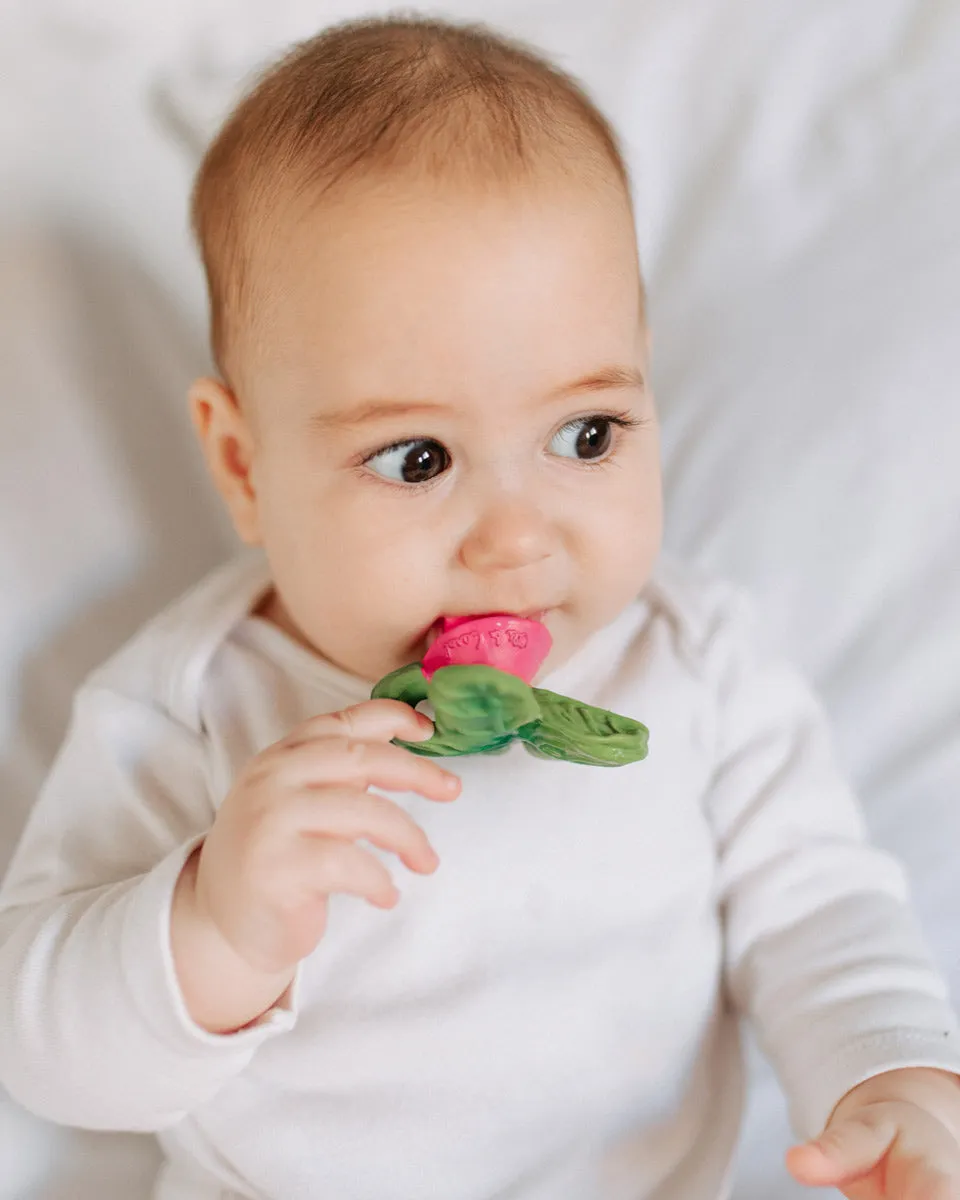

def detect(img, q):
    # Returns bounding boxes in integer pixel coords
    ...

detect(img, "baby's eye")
[549,416,615,462]
[364,438,452,484]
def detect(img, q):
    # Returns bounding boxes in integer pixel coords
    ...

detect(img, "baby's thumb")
[786,1111,898,1187]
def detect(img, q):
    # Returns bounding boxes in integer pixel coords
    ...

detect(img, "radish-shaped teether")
[371,614,649,766]
[421,614,552,683]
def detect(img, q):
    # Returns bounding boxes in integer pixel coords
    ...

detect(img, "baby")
[1,16,959,1200]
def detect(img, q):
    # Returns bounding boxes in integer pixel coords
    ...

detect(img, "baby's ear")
[188,376,262,545]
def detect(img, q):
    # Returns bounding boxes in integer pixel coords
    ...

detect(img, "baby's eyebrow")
[549,365,645,400]
[310,365,645,431]
[310,399,451,431]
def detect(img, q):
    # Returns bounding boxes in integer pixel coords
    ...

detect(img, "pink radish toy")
[421,615,552,683]
[372,613,649,767]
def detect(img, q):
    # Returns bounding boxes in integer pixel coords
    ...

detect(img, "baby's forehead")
[244,167,638,332]
[233,172,645,424]
[262,153,627,252]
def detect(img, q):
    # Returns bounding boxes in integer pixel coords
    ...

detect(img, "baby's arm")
[0,682,241,1130]
[0,682,454,1131]
[700,589,960,1143]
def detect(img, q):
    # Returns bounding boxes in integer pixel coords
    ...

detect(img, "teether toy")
[371,615,648,767]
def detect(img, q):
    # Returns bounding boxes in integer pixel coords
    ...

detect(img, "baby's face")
[203,171,661,682]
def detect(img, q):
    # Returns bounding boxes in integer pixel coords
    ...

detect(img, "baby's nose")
[458,499,557,573]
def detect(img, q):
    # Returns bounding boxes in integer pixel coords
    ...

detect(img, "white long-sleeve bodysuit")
[1,554,958,1200]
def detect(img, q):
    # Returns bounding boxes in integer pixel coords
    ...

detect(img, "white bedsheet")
[1,2,958,1197]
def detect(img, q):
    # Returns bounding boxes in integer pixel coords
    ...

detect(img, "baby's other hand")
[786,1068,960,1199]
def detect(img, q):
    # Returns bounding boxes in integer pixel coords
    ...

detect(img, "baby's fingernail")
[412,713,435,738]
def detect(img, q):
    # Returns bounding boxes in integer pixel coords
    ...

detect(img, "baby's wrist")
[171,846,294,1034]
[833,1067,960,1134]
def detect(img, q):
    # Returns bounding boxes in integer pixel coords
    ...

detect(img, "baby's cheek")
[581,507,658,606]
[338,524,448,639]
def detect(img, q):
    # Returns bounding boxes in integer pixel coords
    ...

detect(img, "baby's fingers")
[283,699,434,749]
[293,835,401,910]
[290,788,440,875]
[786,1111,897,1188]
[884,1128,960,1200]
[789,1101,960,1199]
[272,736,461,802]
[894,1165,960,1200]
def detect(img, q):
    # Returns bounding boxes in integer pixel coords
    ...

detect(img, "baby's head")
[189,16,662,683]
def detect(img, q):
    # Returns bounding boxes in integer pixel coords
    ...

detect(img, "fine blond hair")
[191,15,634,378]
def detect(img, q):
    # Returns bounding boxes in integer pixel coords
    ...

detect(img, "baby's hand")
[786,1068,960,1198]
[171,700,459,1032]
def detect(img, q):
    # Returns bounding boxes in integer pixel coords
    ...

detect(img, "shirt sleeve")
[702,589,960,1140]
[0,681,298,1132]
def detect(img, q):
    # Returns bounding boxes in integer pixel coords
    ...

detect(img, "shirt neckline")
[237,614,375,706]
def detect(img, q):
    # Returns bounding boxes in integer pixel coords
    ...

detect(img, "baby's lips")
[422,614,552,683]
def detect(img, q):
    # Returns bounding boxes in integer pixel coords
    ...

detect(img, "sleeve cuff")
[790,1023,960,1138]
[119,835,300,1059]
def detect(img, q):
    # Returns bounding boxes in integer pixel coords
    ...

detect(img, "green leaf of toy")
[371,661,430,708]
[520,688,649,767]
[370,662,538,758]
[426,665,540,754]
[370,661,453,757]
